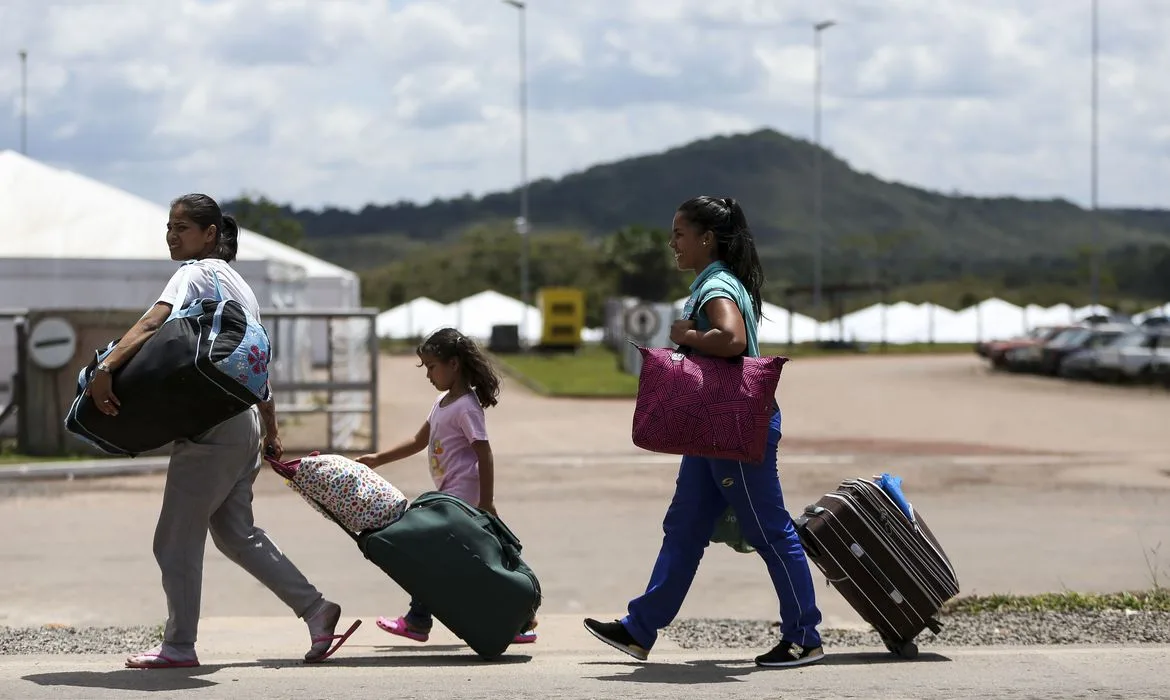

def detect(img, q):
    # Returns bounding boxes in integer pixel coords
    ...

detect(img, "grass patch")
[0,440,93,466]
[493,345,639,397]
[942,588,1170,615]
[761,342,973,358]
[0,453,91,466]
[493,341,975,397]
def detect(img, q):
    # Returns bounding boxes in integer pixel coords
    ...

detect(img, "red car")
[977,325,1072,369]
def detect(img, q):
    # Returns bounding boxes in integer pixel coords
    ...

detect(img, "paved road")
[1,353,1167,699]
[3,616,1169,700]
[6,646,1170,700]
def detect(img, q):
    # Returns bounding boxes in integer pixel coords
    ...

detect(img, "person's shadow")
[22,666,220,694]
[584,650,952,685]
[21,652,533,693]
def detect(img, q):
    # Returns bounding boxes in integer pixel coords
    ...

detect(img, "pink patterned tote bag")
[265,451,408,534]
[631,346,787,464]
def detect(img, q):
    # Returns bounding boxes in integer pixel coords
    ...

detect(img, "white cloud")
[0,0,1166,213]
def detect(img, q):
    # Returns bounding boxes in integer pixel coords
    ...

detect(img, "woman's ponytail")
[215,215,240,263]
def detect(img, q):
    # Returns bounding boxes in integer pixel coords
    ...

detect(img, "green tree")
[232,192,306,249]
[600,225,685,302]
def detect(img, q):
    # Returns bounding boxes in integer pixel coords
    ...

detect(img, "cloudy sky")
[1,0,1167,213]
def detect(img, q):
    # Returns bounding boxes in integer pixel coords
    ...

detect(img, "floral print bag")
[266,451,409,535]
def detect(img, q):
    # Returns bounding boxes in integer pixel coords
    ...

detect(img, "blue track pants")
[621,412,823,649]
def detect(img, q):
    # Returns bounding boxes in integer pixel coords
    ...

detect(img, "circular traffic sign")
[624,304,660,340]
[28,317,78,370]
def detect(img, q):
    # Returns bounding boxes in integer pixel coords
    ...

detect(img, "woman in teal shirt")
[585,196,825,668]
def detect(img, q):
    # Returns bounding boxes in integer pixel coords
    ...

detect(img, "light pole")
[18,49,27,155]
[1089,0,1101,312]
[812,20,835,324]
[502,0,530,345]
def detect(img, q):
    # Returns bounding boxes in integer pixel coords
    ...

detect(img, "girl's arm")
[359,421,429,468]
[472,440,495,514]
[678,297,748,358]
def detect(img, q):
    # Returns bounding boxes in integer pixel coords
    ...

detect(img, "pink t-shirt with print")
[426,392,488,505]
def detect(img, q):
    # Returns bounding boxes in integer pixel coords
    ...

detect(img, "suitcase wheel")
[884,639,918,660]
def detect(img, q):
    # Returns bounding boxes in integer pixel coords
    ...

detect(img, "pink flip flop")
[125,649,200,669]
[512,630,538,644]
[376,615,429,642]
[304,619,362,664]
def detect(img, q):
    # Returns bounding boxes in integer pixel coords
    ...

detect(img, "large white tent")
[375,296,456,338]
[0,149,360,365]
[376,291,543,344]
[378,289,1170,349]
[0,150,364,442]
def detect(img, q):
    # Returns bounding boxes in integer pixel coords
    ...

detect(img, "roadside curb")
[0,457,170,481]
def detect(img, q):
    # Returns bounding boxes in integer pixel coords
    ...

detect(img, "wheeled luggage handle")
[474,512,523,553]
[795,506,827,558]
[849,542,905,605]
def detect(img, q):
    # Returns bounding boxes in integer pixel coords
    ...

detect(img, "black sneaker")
[755,641,825,668]
[583,618,650,661]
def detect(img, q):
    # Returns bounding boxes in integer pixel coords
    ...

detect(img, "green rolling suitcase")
[269,452,543,660]
[360,491,541,659]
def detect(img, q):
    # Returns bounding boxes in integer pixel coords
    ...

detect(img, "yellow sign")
[538,287,585,348]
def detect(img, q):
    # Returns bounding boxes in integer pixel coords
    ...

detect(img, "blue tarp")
[876,472,915,523]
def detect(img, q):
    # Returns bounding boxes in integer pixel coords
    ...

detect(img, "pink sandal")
[305,619,362,664]
[512,629,537,644]
[377,615,430,642]
[125,646,200,669]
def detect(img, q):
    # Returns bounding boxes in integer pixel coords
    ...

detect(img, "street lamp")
[812,20,835,325]
[1089,0,1101,311]
[502,0,531,345]
[18,49,27,155]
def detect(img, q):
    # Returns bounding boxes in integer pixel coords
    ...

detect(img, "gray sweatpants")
[153,407,323,646]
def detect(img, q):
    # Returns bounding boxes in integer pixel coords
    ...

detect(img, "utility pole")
[812,20,835,325]
[18,49,28,155]
[1089,0,1101,311]
[502,0,530,345]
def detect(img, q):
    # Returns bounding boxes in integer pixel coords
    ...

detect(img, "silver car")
[1091,328,1170,383]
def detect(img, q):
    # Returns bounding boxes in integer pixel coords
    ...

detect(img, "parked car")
[1036,323,1131,376]
[981,326,1069,370]
[1091,328,1170,384]
[1151,354,1170,388]
[1057,344,1102,380]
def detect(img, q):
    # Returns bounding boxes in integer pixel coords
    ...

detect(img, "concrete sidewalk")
[0,457,169,481]
[1,616,1166,700]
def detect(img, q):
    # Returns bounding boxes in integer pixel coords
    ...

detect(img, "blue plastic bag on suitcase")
[65,261,271,456]
[875,472,915,523]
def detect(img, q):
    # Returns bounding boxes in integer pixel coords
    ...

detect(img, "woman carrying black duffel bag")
[84,194,359,669]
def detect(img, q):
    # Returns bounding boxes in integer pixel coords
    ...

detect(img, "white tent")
[1072,304,1112,321]
[758,302,820,344]
[1134,303,1170,323]
[375,297,456,339]
[0,149,360,368]
[0,150,365,445]
[934,298,1026,343]
[447,290,542,344]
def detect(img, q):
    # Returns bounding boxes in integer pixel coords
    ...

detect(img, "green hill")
[271,128,1170,270]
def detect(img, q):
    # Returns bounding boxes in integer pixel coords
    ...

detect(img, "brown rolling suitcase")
[795,477,960,658]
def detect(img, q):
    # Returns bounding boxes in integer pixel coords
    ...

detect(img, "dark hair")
[677,195,765,322]
[170,193,240,263]
[417,328,501,409]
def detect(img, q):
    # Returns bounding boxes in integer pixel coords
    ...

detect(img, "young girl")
[356,327,537,644]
